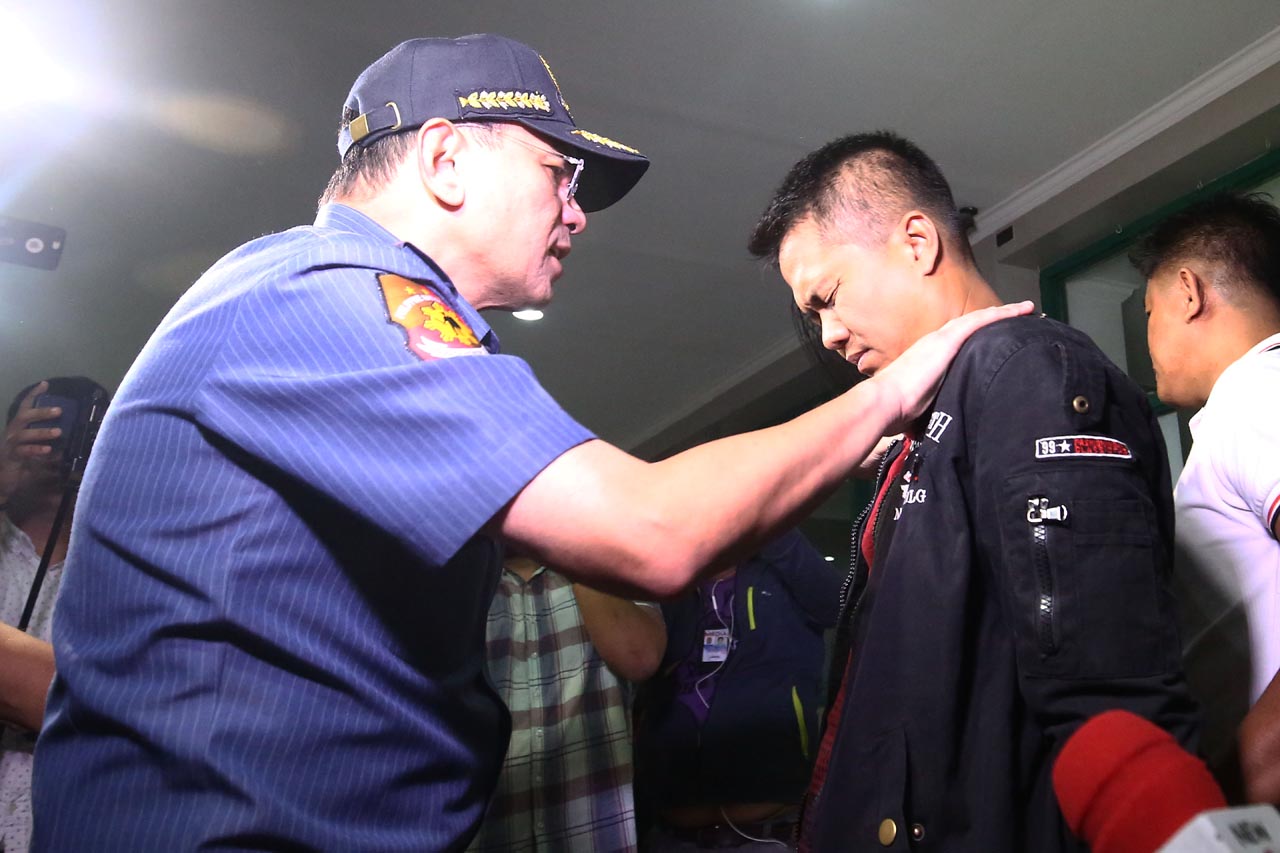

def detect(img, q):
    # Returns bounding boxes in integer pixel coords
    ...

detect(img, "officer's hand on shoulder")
[870,301,1033,433]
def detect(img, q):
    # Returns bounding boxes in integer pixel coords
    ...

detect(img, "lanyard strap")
[17,483,75,633]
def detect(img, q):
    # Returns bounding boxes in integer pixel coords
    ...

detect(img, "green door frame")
[1036,146,1280,412]
[1039,147,1280,322]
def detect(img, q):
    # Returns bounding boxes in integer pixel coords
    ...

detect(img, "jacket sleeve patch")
[378,274,483,361]
[1034,435,1131,460]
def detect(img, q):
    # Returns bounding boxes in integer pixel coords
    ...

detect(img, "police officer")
[32,38,1028,851]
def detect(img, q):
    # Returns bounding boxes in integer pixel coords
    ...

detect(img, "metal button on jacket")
[879,818,898,846]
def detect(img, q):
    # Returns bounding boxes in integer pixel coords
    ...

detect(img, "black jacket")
[637,530,841,807]
[804,316,1200,852]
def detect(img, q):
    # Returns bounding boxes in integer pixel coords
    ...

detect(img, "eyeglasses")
[502,131,584,204]
[463,124,584,204]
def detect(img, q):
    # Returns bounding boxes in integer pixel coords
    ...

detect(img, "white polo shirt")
[1177,332,1280,764]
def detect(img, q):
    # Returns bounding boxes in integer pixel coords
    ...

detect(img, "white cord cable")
[719,805,791,848]
[694,580,733,708]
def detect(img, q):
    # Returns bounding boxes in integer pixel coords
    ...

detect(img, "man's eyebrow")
[802,282,828,311]
[797,295,822,323]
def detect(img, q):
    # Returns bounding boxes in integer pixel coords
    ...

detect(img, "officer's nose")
[564,196,587,235]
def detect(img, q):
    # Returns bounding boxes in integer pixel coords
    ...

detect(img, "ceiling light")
[0,9,82,110]
[824,555,835,562]
[513,309,544,321]
[142,93,289,156]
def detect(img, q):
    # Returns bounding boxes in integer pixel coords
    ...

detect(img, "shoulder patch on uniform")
[1034,435,1132,460]
[377,274,483,360]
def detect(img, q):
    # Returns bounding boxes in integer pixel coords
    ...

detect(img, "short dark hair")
[748,130,975,265]
[319,115,504,206]
[319,107,419,206]
[1129,191,1280,307]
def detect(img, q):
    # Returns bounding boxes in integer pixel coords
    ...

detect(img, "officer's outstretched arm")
[493,301,1032,599]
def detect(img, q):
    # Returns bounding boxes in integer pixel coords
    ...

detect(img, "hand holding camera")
[0,382,65,509]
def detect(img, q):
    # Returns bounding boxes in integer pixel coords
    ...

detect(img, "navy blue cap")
[339,34,649,212]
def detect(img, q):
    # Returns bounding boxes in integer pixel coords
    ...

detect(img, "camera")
[32,378,109,483]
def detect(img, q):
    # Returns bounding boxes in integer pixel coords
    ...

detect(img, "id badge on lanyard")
[702,628,730,662]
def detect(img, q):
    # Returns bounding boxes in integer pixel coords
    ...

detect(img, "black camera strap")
[15,383,105,632]
[17,482,76,633]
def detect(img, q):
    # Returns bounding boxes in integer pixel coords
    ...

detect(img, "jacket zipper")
[838,501,873,615]
[803,441,902,838]
[838,440,899,615]
[1026,497,1069,655]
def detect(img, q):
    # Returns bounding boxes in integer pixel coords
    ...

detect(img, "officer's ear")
[899,211,942,277]
[1174,266,1209,323]
[416,119,466,209]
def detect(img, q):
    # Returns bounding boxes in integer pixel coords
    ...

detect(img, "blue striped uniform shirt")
[32,204,594,851]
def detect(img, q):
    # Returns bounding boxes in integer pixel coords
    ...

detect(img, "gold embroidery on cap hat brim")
[457,91,551,113]
[570,129,641,155]
[538,55,571,117]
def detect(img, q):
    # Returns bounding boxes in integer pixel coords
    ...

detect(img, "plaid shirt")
[468,567,640,852]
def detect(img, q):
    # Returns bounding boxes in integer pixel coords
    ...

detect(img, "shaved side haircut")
[319,107,419,206]
[1130,191,1280,309]
[748,130,975,266]
[319,115,502,206]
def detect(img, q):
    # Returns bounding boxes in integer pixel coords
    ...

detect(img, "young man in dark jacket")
[748,131,1199,852]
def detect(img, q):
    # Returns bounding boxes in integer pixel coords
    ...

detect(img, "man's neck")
[1200,314,1280,404]
[334,185,493,310]
[335,192,432,260]
[939,265,1003,320]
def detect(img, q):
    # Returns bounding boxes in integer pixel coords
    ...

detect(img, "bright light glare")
[824,555,836,562]
[513,309,544,321]
[145,94,289,156]
[0,9,83,109]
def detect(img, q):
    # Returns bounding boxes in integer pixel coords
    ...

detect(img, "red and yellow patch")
[378,274,483,361]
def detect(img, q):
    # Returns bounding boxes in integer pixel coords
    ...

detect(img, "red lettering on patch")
[1034,435,1132,460]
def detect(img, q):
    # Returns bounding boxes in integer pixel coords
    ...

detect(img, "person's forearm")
[498,302,1032,597]
[0,622,55,731]
[572,584,666,682]
[632,378,894,575]
[503,378,896,598]
[1240,670,1280,804]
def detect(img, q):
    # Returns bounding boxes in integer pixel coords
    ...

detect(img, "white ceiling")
[5,0,1280,453]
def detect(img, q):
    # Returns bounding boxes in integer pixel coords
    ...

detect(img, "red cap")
[1053,710,1226,853]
